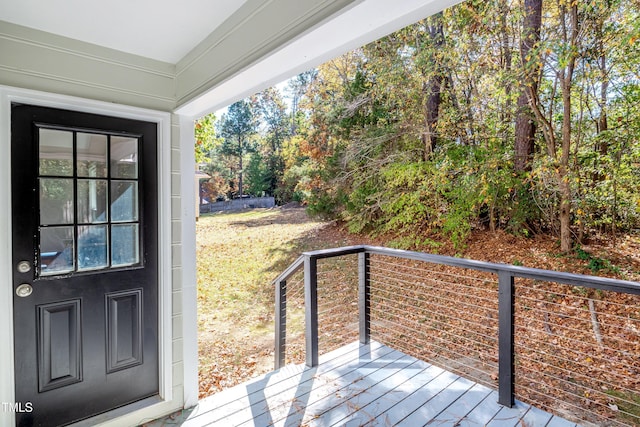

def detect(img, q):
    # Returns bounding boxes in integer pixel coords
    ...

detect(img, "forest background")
[195,0,640,254]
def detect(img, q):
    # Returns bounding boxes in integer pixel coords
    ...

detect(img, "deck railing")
[273,245,640,426]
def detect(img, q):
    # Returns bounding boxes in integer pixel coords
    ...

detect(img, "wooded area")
[196,0,640,252]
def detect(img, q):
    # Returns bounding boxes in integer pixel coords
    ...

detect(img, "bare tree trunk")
[592,20,609,183]
[514,0,542,172]
[559,66,573,252]
[588,299,604,351]
[558,164,572,251]
[596,26,609,156]
[499,0,513,136]
[423,75,443,157]
[514,92,537,171]
[238,139,244,198]
[422,12,446,160]
[558,2,579,253]
[525,1,579,252]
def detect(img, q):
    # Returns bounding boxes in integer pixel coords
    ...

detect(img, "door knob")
[16,283,33,297]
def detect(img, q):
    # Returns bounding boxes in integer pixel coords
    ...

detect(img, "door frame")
[0,86,173,426]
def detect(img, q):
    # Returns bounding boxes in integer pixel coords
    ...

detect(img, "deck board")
[305,357,426,426]
[427,382,494,425]
[397,376,477,425]
[338,364,446,427]
[146,341,581,427]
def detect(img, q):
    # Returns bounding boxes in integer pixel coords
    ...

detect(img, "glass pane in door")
[40,178,74,225]
[39,129,73,176]
[111,224,139,266]
[111,137,138,179]
[77,180,108,223]
[111,181,138,222]
[77,133,107,177]
[40,226,74,275]
[77,225,108,270]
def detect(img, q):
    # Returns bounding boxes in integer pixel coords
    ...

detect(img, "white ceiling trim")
[175,0,463,118]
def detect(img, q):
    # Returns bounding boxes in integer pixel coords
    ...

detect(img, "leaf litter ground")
[196,207,640,415]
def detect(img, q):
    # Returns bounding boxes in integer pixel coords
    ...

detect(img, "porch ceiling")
[0,0,463,116]
[0,0,247,63]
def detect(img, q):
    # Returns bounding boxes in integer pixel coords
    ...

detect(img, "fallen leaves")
[196,208,640,426]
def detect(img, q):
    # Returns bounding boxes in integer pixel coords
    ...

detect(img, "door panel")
[106,289,143,373]
[37,300,82,392]
[11,104,159,427]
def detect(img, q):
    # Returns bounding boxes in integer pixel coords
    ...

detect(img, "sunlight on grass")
[197,209,325,323]
[196,207,333,396]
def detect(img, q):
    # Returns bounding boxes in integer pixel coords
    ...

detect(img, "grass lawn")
[196,207,357,397]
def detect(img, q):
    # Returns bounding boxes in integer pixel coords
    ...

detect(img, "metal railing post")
[498,270,515,407]
[304,255,319,367]
[359,252,370,344]
[274,279,286,370]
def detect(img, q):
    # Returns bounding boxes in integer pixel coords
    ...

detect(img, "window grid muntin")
[37,126,142,277]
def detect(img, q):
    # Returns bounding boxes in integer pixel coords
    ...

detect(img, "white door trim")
[0,85,173,426]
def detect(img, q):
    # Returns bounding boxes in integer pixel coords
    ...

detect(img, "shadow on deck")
[149,244,640,426]
[146,341,579,427]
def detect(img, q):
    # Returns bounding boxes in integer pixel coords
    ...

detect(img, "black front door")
[11,104,159,426]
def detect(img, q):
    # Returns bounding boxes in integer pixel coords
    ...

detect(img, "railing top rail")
[272,246,367,284]
[363,245,640,294]
[272,255,305,284]
[273,244,640,295]
[303,245,366,260]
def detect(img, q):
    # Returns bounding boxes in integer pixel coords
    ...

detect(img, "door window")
[38,127,141,276]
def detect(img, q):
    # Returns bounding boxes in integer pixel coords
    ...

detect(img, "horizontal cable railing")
[279,267,306,366]
[369,254,499,390]
[273,245,640,426]
[273,250,360,367]
[513,280,640,426]
[317,255,359,356]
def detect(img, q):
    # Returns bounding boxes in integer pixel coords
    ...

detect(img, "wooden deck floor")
[148,341,580,427]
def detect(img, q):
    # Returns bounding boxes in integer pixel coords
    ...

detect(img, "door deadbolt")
[16,283,33,298]
[17,260,31,273]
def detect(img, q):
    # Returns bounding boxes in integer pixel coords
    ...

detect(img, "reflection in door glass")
[111,137,138,179]
[77,133,107,177]
[112,224,139,266]
[37,128,142,276]
[78,225,108,270]
[111,181,138,222]
[77,180,108,223]
[39,129,73,176]
[40,178,74,225]
[40,227,74,275]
